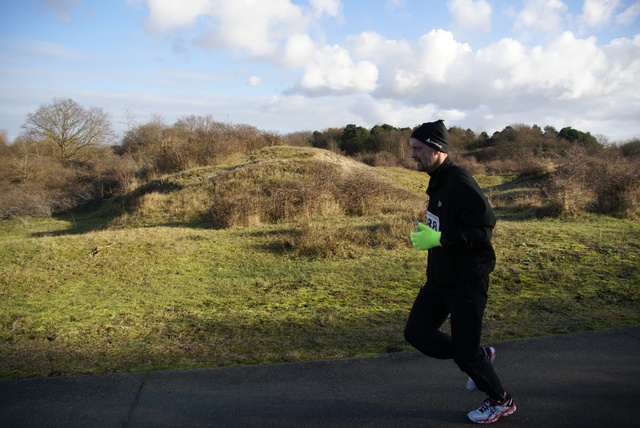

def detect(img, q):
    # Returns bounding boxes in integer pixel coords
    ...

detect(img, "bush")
[207,158,345,228]
[540,149,640,217]
[454,155,486,176]
[0,184,53,218]
[0,153,97,218]
[540,149,594,216]
[275,215,416,258]
[591,157,640,216]
[620,139,640,158]
[118,117,280,175]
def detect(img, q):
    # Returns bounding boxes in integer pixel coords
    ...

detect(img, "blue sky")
[1,0,639,143]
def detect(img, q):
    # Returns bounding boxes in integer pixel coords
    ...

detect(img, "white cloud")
[515,0,569,36]
[348,31,412,60]
[351,95,465,128]
[283,33,315,68]
[310,0,342,18]
[447,0,492,34]
[298,45,379,94]
[599,34,640,101]
[345,31,412,98]
[200,1,308,58]
[145,0,311,59]
[496,32,609,100]
[371,30,474,102]
[616,1,640,24]
[247,76,262,86]
[145,0,211,33]
[303,25,639,142]
[580,0,619,27]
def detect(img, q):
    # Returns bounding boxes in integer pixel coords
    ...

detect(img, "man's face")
[410,138,441,173]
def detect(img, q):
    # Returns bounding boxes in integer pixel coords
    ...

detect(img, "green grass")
[1,212,639,379]
[487,218,640,338]
[1,149,638,378]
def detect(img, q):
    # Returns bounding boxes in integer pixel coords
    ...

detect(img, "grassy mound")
[106,146,426,229]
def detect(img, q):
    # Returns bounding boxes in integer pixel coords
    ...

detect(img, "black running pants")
[404,277,505,401]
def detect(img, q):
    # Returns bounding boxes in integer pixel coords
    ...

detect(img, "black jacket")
[425,157,496,287]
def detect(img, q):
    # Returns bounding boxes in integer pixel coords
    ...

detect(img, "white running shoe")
[466,346,496,391]
[467,392,516,424]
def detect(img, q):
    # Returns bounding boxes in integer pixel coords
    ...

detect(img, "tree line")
[1,97,639,219]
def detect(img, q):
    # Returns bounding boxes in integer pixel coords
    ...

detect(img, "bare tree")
[595,133,610,146]
[21,98,115,160]
[122,105,138,133]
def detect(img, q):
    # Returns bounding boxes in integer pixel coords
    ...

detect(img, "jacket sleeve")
[440,172,496,249]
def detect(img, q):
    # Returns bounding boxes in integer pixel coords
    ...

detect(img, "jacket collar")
[426,156,453,195]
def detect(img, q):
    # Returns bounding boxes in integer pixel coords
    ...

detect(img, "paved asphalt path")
[1,326,638,427]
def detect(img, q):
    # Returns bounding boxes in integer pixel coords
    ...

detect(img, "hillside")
[1,145,638,379]
[105,146,428,229]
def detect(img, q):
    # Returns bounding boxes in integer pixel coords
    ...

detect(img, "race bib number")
[426,211,440,232]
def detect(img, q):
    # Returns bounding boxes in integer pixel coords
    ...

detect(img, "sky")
[1,0,639,144]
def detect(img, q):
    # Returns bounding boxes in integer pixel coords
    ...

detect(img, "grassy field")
[1,212,638,379]
[1,150,638,379]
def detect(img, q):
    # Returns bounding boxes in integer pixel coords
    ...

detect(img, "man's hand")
[410,222,442,250]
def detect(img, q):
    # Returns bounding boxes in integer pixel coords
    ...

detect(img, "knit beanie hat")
[410,120,449,153]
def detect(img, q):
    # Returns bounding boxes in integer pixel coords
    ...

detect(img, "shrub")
[540,148,639,217]
[206,158,346,228]
[0,153,98,217]
[276,220,347,258]
[620,139,640,158]
[275,215,417,258]
[591,157,640,216]
[540,150,594,216]
[336,167,410,216]
[0,184,53,218]
[454,155,486,176]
